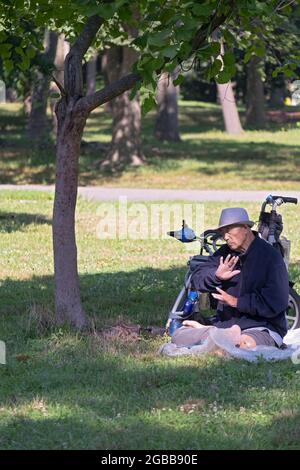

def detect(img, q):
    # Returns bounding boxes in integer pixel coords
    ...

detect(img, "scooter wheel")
[287,287,300,330]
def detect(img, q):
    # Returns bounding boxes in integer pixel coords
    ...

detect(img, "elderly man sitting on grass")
[171,207,289,350]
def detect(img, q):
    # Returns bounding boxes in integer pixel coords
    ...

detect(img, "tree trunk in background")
[22,78,33,115]
[23,94,32,115]
[217,81,243,135]
[27,31,58,141]
[245,55,266,129]
[87,51,98,95]
[102,45,144,167]
[6,88,17,102]
[54,33,68,85]
[212,32,243,136]
[50,34,70,137]
[154,71,181,142]
[101,51,112,113]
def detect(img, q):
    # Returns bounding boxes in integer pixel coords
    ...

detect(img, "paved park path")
[0,184,299,202]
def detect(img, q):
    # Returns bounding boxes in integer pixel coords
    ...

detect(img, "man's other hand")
[211,287,238,307]
[215,255,241,281]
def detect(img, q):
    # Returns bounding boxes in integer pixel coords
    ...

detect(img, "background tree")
[217,80,243,134]
[102,42,144,167]
[178,6,300,130]
[0,27,40,116]
[86,50,98,96]
[154,70,181,142]
[27,30,58,141]
[245,55,266,128]
[211,32,243,134]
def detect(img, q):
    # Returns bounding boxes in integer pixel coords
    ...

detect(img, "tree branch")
[72,15,103,58]
[75,1,236,115]
[65,15,103,100]
[75,72,141,114]
[191,0,235,53]
[52,74,66,97]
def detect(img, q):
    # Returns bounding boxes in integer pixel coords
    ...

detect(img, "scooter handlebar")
[271,195,298,204]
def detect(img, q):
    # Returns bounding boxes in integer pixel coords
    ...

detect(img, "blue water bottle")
[168,318,183,336]
[182,291,199,318]
[168,291,199,336]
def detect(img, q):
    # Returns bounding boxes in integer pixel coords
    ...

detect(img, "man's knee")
[171,326,212,347]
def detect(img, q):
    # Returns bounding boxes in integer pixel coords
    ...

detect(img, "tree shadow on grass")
[0,348,299,449]
[1,263,300,449]
[0,266,187,325]
[146,138,300,164]
[1,261,299,327]
[0,211,52,233]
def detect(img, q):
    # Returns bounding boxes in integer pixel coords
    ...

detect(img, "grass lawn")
[1,101,300,190]
[0,190,300,449]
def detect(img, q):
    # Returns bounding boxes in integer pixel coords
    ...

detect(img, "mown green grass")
[0,190,300,449]
[1,101,300,190]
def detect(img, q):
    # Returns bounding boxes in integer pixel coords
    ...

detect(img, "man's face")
[219,224,249,252]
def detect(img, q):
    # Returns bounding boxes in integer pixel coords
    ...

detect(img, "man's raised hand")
[215,254,240,281]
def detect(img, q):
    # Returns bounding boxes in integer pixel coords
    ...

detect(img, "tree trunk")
[53,101,88,327]
[217,81,243,135]
[27,31,58,141]
[52,15,104,328]
[245,55,266,128]
[87,51,98,95]
[102,45,143,167]
[154,72,181,142]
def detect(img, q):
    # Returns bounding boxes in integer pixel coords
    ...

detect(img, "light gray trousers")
[171,325,276,348]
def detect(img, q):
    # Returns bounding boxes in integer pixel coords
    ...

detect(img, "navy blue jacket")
[191,233,289,338]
